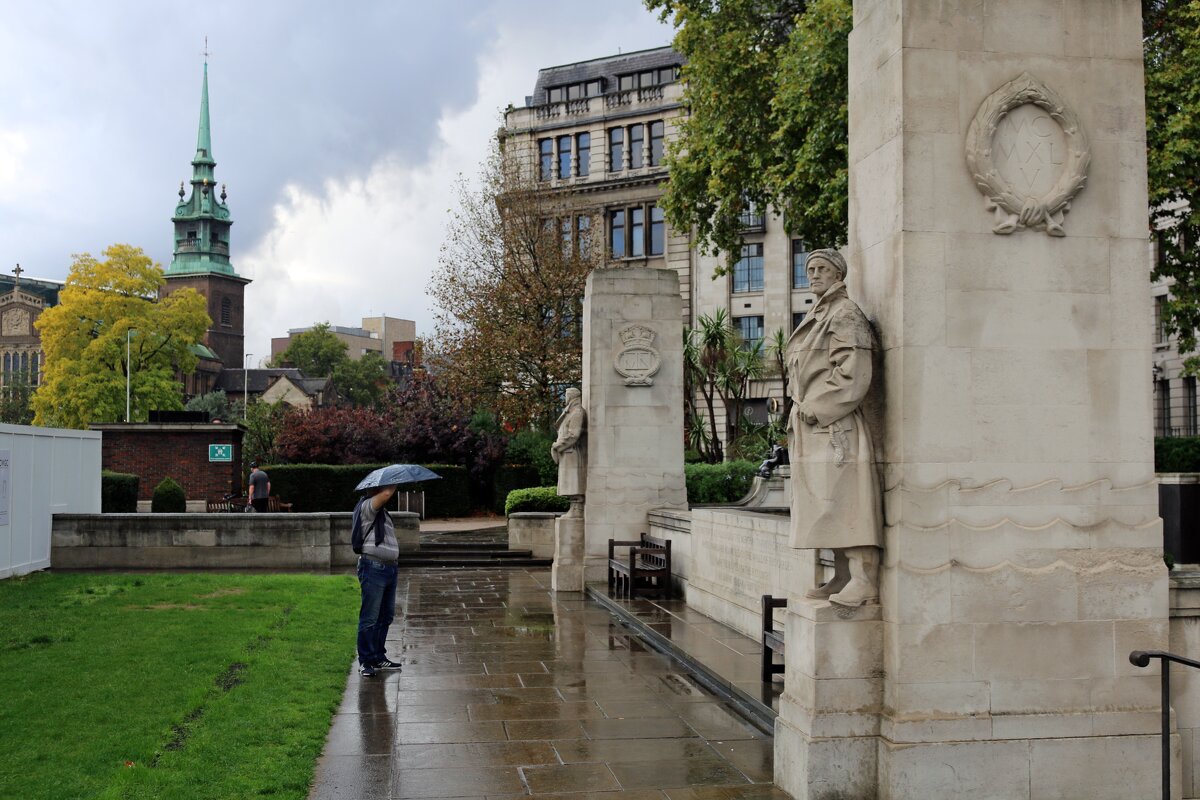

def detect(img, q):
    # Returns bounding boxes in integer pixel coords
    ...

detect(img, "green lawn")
[0,571,359,800]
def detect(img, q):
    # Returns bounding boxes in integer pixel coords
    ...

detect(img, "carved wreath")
[965,72,1090,237]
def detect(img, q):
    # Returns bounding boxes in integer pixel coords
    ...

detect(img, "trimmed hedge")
[685,460,759,504]
[1156,437,1200,472]
[493,465,543,512]
[263,463,471,517]
[151,477,186,513]
[505,486,571,516]
[101,470,139,513]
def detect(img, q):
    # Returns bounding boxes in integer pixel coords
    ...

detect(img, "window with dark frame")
[1156,295,1167,344]
[220,297,232,326]
[1157,379,1172,437]
[630,207,645,258]
[792,312,807,331]
[561,218,572,257]
[649,205,665,256]
[1187,376,1198,436]
[629,124,644,169]
[608,127,624,172]
[792,239,810,289]
[539,138,553,181]
[738,198,765,230]
[608,204,665,260]
[734,315,765,350]
[733,243,765,293]
[576,132,590,177]
[557,135,572,179]
[577,215,591,259]
[649,121,665,166]
[610,210,626,258]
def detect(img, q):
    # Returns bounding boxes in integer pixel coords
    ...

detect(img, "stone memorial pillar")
[579,268,687,588]
[776,3,1168,798]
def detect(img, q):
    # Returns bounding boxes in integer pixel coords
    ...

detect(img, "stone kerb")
[581,268,687,584]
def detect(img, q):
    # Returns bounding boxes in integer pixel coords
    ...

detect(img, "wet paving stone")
[309,568,787,799]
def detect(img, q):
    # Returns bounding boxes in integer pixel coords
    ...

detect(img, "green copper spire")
[168,59,237,277]
[193,62,215,173]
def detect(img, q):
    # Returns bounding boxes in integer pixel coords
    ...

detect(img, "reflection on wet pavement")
[309,568,790,799]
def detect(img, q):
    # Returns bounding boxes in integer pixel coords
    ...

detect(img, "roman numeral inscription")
[993,103,1066,197]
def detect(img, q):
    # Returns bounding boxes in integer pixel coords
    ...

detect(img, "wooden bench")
[206,496,292,512]
[761,594,787,682]
[608,534,672,599]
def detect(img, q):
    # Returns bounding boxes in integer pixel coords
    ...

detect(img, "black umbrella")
[354,464,442,492]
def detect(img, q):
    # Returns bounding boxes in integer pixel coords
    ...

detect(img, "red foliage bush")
[275,406,394,465]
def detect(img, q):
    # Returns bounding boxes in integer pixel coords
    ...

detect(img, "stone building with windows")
[0,268,61,394]
[501,46,817,442]
[1152,218,1196,438]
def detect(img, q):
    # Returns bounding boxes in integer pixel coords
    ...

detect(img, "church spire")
[193,61,215,175]
[167,57,237,277]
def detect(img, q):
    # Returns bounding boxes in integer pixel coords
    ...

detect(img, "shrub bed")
[505,486,571,516]
[264,463,471,517]
[685,460,759,504]
[1156,437,1200,472]
[151,477,186,513]
[101,470,139,513]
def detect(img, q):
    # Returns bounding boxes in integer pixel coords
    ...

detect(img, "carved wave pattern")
[884,476,1159,531]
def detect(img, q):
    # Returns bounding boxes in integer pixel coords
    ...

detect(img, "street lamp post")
[125,328,135,423]
[244,353,253,418]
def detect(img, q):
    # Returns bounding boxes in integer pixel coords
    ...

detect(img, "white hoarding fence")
[0,425,101,580]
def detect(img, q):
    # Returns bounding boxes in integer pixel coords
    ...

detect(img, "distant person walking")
[354,485,403,678]
[248,462,270,512]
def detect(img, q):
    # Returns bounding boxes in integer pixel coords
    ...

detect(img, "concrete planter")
[507,512,559,559]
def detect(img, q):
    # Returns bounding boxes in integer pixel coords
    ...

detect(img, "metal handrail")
[1129,649,1200,800]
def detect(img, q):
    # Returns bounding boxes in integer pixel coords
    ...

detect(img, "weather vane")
[202,36,210,61]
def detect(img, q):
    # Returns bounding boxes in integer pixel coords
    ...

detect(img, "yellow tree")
[32,244,210,428]
[429,146,600,430]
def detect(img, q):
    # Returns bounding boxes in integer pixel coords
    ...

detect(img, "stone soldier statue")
[785,249,883,608]
[551,388,586,498]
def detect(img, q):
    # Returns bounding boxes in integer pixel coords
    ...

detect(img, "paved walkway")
[309,567,789,799]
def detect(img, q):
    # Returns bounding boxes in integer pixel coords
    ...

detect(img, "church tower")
[162,61,250,370]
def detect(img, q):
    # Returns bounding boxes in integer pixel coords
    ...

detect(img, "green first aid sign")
[208,444,233,462]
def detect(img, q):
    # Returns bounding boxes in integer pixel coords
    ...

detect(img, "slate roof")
[215,368,309,394]
[529,46,684,106]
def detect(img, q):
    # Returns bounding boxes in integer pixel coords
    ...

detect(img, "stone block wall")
[52,511,420,570]
[508,512,558,559]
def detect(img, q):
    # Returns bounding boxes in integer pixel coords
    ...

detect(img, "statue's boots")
[805,550,850,599]
[829,547,880,608]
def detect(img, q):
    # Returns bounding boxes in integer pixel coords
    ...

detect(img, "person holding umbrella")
[353,464,440,678]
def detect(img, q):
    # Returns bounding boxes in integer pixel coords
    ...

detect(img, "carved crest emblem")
[1,307,30,337]
[965,73,1090,237]
[613,324,661,387]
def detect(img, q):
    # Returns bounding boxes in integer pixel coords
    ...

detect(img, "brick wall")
[91,423,245,502]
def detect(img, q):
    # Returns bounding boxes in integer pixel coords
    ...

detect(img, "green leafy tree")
[429,144,599,430]
[32,244,210,428]
[331,351,389,407]
[1145,0,1200,371]
[242,400,288,467]
[0,378,35,426]
[276,323,349,377]
[648,0,852,266]
[185,390,236,421]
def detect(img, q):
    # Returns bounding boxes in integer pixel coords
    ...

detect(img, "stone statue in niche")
[785,249,883,608]
[551,388,587,499]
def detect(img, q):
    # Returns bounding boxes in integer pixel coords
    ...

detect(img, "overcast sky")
[0,2,674,364]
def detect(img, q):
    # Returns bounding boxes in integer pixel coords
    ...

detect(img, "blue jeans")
[356,558,397,667]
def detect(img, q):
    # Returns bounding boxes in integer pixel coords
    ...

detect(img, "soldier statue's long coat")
[553,402,587,497]
[785,280,883,550]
